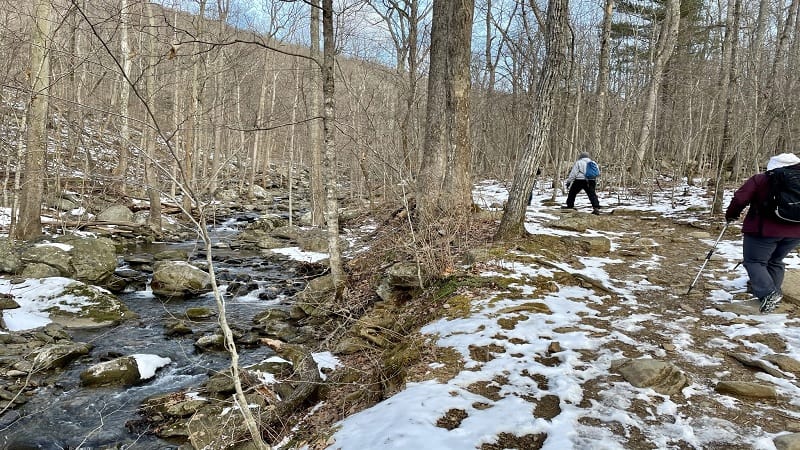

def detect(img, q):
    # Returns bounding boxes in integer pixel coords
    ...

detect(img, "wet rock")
[612,358,688,395]
[33,342,93,370]
[80,356,141,387]
[164,320,193,337]
[154,249,189,261]
[151,261,211,299]
[124,253,155,265]
[226,280,259,297]
[185,307,215,321]
[195,334,226,352]
[715,381,777,399]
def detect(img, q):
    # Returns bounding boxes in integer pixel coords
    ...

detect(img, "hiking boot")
[592,208,600,215]
[560,205,575,209]
[759,291,783,313]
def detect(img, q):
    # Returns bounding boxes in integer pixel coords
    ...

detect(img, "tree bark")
[495,0,570,240]
[145,3,162,233]
[416,0,475,223]
[631,0,680,179]
[593,0,614,157]
[14,0,51,241]
[711,0,741,215]
[322,0,344,290]
[114,0,132,195]
[309,0,325,226]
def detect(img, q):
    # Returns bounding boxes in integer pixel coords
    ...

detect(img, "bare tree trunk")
[288,57,300,227]
[593,0,614,156]
[631,0,680,179]
[416,0,474,221]
[114,0,132,195]
[145,3,162,232]
[495,0,570,239]
[322,0,344,289]
[14,0,51,240]
[711,0,741,215]
[249,53,269,198]
[442,0,474,210]
[184,0,207,213]
[309,0,325,226]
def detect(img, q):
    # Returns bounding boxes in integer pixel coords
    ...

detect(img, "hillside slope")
[299,180,800,450]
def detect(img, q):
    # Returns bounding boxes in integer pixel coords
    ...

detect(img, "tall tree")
[415,0,475,223]
[630,0,680,178]
[113,0,133,195]
[14,0,52,241]
[322,0,344,289]
[145,2,162,233]
[309,0,325,226]
[495,0,570,240]
[711,0,741,215]
[592,0,614,157]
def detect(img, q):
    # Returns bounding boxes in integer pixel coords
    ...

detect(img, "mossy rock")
[80,356,141,387]
[47,281,138,329]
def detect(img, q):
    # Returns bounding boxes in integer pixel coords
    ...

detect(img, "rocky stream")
[0,210,333,449]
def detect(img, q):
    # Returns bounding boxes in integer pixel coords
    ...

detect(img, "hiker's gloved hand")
[725,216,736,224]
[565,181,571,189]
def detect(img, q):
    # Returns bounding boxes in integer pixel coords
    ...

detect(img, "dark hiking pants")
[566,179,600,209]
[743,234,800,299]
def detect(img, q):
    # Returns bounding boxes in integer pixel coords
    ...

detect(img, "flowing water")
[0,217,317,449]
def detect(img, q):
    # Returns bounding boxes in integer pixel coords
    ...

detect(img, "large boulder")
[20,244,72,276]
[17,236,118,285]
[97,204,134,223]
[55,235,117,284]
[80,356,141,387]
[2,278,137,331]
[0,238,21,274]
[151,261,212,299]
[32,342,93,370]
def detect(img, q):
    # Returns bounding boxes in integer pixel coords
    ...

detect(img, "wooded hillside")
[1,0,798,230]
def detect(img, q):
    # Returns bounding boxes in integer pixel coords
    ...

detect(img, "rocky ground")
[288,198,800,450]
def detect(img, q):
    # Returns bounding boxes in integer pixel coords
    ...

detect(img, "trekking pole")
[686,222,730,295]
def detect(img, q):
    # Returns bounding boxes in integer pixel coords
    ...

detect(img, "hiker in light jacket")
[725,152,800,313]
[562,152,601,215]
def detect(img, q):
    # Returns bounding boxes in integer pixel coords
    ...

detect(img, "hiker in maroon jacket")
[726,153,800,313]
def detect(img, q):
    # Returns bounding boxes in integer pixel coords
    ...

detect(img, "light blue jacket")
[565,157,593,184]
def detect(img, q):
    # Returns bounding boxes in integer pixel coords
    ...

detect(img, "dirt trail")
[499,207,800,447]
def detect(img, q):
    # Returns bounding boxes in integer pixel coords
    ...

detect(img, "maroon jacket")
[726,172,800,238]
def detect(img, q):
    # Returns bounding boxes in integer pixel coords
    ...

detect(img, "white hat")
[767,153,800,171]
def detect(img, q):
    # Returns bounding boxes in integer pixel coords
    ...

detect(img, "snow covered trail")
[321,180,800,450]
